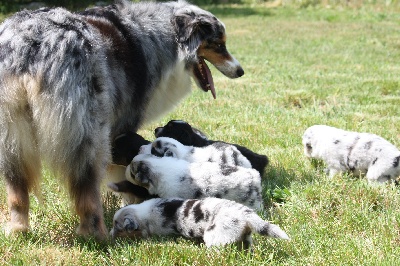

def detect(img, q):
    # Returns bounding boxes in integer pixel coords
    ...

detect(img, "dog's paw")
[151,138,178,158]
[3,221,30,236]
[76,216,108,241]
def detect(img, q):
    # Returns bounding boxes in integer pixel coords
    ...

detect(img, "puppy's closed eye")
[164,150,175,157]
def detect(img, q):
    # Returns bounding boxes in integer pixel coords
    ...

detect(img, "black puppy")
[155,120,269,176]
[112,132,150,166]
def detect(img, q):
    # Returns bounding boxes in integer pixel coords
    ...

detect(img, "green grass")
[1,4,400,265]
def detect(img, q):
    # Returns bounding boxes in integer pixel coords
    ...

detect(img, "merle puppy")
[108,135,255,204]
[110,197,290,249]
[303,125,400,183]
[127,154,263,210]
[140,137,252,169]
[155,120,269,175]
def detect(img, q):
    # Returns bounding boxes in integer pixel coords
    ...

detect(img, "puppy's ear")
[123,218,139,233]
[173,12,214,54]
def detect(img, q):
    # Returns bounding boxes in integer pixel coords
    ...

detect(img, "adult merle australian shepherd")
[0,0,244,240]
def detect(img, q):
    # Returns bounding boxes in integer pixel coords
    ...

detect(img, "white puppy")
[110,197,290,249]
[139,137,252,169]
[302,125,400,183]
[126,153,263,210]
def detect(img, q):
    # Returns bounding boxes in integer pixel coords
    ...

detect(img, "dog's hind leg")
[57,115,110,241]
[0,104,41,235]
[69,162,108,240]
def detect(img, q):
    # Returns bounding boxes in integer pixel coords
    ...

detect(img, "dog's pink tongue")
[204,61,216,99]
[200,58,216,99]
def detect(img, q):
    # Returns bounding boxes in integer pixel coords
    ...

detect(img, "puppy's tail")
[248,214,290,240]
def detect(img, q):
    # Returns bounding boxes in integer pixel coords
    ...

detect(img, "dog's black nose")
[236,67,244,77]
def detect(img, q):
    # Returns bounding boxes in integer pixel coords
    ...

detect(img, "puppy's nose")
[236,67,244,77]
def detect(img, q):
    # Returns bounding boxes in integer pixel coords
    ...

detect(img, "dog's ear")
[123,218,139,233]
[173,12,215,54]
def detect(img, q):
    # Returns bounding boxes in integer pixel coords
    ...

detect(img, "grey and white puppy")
[110,197,290,249]
[140,137,252,169]
[302,125,400,183]
[126,154,263,210]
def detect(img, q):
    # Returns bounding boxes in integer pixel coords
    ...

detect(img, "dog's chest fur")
[142,60,192,124]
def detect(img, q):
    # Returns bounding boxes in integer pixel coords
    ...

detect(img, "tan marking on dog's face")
[197,35,243,79]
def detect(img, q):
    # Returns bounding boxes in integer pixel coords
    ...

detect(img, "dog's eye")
[213,43,226,53]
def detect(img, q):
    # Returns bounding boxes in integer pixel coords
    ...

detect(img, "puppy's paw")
[151,139,178,158]
[132,161,151,184]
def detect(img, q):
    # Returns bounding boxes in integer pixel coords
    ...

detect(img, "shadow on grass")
[262,162,316,208]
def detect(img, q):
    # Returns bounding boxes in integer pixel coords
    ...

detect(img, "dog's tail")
[248,213,290,240]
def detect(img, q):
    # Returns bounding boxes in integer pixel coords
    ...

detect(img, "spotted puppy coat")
[140,137,252,169]
[110,197,290,248]
[302,125,400,183]
[155,120,269,175]
[126,154,263,210]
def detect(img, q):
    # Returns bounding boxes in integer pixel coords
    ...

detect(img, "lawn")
[1,3,400,265]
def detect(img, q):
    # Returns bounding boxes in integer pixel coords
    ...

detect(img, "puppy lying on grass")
[302,125,400,183]
[110,197,290,249]
[126,154,263,210]
[155,120,269,176]
[140,136,252,169]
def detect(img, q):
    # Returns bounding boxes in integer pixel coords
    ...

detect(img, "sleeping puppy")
[110,197,290,249]
[127,154,263,210]
[155,120,269,176]
[140,137,252,169]
[108,136,254,204]
[303,125,400,183]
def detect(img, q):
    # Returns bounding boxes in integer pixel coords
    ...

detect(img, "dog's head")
[172,1,244,99]
[154,120,209,147]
